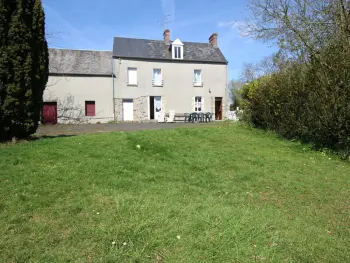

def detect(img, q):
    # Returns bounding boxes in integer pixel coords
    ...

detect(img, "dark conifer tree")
[0,0,48,140]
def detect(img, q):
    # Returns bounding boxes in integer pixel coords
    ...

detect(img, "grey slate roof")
[49,48,113,76]
[113,37,228,64]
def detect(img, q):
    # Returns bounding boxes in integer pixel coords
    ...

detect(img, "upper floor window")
[172,39,184,60]
[194,70,202,86]
[174,47,182,59]
[153,69,163,86]
[127,67,137,85]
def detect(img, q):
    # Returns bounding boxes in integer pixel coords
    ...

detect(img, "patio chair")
[184,113,191,123]
[197,112,205,123]
[158,112,165,123]
[166,110,175,123]
[205,112,212,122]
[191,112,199,123]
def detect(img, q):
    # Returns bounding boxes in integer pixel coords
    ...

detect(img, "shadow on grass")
[0,134,76,146]
[1,134,77,143]
[32,134,77,140]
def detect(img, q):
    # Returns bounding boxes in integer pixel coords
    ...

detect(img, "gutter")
[112,56,227,65]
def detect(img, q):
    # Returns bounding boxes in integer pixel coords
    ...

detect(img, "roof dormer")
[171,39,184,59]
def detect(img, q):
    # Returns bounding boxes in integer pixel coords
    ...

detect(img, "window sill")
[193,83,203,87]
[152,80,164,87]
[127,83,138,87]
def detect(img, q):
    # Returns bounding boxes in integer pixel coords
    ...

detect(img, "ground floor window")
[195,96,203,112]
[85,101,96,116]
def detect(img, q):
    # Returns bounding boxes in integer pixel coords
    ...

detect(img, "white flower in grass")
[176,235,181,240]
[136,145,141,149]
[96,212,100,215]
[112,241,116,245]
[123,242,127,246]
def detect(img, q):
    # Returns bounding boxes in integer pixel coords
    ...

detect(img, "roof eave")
[112,55,228,65]
[49,73,114,77]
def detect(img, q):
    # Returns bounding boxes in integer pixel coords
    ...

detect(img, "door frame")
[154,96,162,120]
[149,96,162,120]
[215,97,223,120]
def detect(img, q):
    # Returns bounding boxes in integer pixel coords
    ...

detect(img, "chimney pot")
[209,33,218,47]
[163,29,170,44]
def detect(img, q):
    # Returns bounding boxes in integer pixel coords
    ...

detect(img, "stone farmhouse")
[43,30,228,124]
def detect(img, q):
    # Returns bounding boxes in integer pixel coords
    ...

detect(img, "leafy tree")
[229,80,244,110]
[0,0,48,140]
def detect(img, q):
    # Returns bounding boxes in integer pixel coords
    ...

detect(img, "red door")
[42,102,57,125]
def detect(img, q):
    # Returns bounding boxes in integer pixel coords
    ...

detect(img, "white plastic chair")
[157,112,165,123]
[167,110,175,123]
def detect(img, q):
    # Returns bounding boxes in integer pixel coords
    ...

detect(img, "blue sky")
[43,0,276,79]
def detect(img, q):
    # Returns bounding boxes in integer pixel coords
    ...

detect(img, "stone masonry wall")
[114,98,123,121]
[211,97,215,115]
[133,96,148,121]
[114,97,148,122]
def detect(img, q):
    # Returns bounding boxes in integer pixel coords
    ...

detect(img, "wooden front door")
[42,102,57,125]
[215,97,223,120]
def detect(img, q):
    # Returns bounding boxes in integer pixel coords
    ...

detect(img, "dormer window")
[174,46,182,59]
[171,39,184,60]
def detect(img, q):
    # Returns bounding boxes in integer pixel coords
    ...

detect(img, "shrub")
[241,44,350,156]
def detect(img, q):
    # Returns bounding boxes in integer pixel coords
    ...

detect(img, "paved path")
[35,122,216,137]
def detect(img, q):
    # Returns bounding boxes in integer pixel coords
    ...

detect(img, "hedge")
[241,43,350,156]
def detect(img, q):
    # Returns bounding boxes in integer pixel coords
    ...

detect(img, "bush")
[241,43,350,156]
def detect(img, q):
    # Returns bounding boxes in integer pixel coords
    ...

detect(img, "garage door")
[123,99,134,121]
[42,102,57,125]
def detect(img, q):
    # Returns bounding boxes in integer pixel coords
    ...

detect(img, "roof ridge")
[113,36,211,45]
[49,47,112,53]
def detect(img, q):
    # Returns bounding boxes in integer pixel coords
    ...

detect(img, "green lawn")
[0,124,349,263]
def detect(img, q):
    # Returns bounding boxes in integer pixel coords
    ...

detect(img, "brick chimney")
[209,33,218,47]
[163,29,170,44]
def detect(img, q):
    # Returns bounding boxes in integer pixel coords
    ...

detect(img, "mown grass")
[0,124,349,263]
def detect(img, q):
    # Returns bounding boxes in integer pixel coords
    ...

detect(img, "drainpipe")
[112,57,116,121]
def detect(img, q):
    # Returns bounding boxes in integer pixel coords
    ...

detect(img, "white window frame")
[127,67,138,85]
[172,39,184,60]
[194,96,203,112]
[174,46,183,59]
[193,69,202,86]
[152,68,163,86]
[172,46,183,59]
